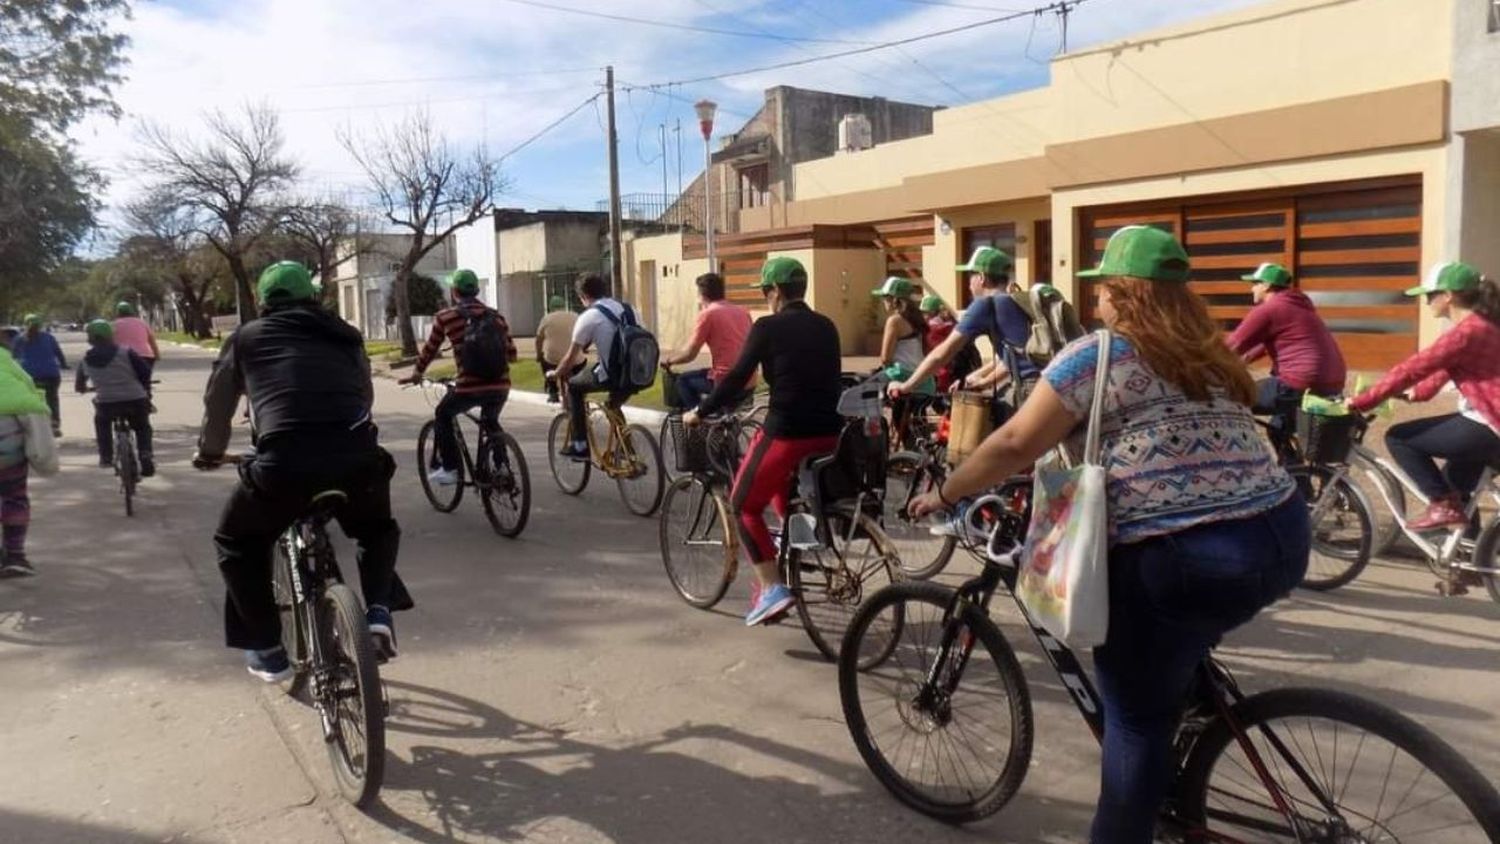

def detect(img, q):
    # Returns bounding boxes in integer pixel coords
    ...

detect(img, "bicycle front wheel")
[1292,465,1373,591]
[884,452,956,580]
[547,413,590,495]
[839,580,1034,824]
[116,432,137,517]
[659,476,737,608]
[319,583,385,808]
[416,420,463,512]
[479,430,531,538]
[789,508,901,662]
[616,423,665,517]
[1175,687,1500,841]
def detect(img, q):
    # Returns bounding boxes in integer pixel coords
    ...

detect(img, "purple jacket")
[1226,289,1347,392]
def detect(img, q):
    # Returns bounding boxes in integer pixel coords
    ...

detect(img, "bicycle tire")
[1291,465,1373,591]
[1463,515,1500,605]
[838,580,1034,824]
[271,544,309,697]
[1175,686,1500,841]
[116,430,137,517]
[319,583,385,808]
[479,430,531,538]
[788,507,900,663]
[1357,457,1405,558]
[659,475,736,609]
[547,413,590,495]
[659,414,681,480]
[884,452,956,580]
[616,423,665,517]
[416,420,463,512]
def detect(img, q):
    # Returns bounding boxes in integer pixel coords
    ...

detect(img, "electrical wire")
[891,0,1025,11]
[498,92,603,162]
[496,0,876,45]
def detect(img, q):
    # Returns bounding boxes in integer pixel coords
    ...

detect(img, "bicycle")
[111,414,140,517]
[657,410,760,608]
[837,480,1500,837]
[412,379,531,538]
[547,390,664,517]
[656,368,765,480]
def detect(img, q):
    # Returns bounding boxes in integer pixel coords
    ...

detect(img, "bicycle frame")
[579,402,643,480]
[1346,442,1499,568]
[279,513,346,741]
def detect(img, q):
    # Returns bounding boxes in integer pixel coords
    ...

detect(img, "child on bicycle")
[0,329,58,576]
[75,319,155,477]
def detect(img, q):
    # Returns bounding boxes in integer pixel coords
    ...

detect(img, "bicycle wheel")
[838,580,1034,824]
[271,545,309,697]
[1463,516,1500,604]
[479,431,531,538]
[319,583,385,808]
[416,420,463,512]
[546,413,590,495]
[116,433,137,517]
[789,508,900,662]
[1175,687,1500,841]
[1291,465,1373,591]
[659,414,682,480]
[659,476,736,609]
[884,452,956,580]
[616,423,665,517]
[1357,457,1405,558]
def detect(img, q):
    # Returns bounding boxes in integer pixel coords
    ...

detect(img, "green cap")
[870,276,915,298]
[256,261,317,304]
[956,246,1013,276]
[85,318,113,342]
[1406,261,1482,297]
[22,314,40,328]
[115,301,138,316]
[1241,262,1292,288]
[757,256,806,290]
[919,294,944,313]
[548,295,566,311]
[448,268,481,295]
[1077,225,1190,283]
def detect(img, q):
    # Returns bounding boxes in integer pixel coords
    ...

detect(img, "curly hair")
[1101,276,1255,406]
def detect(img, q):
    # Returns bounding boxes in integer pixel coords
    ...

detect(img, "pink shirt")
[691,300,753,383]
[112,317,156,360]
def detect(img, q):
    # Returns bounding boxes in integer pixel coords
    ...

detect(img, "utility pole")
[1058,1,1073,53]
[605,66,624,296]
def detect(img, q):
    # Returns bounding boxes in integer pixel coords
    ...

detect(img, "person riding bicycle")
[909,226,1309,842]
[75,319,155,477]
[919,294,961,392]
[535,295,578,404]
[659,272,754,410]
[683,257,843,627]
[551,274,637,460]
[398,269,518,487]
[1347,261,1500,533]
[872,276,934,446]
[111,301,161,375]
[193,261,410,682]
[12,314,67,437]
[1225,262,1346,432]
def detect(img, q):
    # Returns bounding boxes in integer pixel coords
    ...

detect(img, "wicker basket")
[1296,410,1357,465]
[668,413,711,474]
[947,390,994,466]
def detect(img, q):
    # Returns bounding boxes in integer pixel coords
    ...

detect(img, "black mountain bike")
[838,477,1500,838]
[111,415,140,517]
[414,379,531,538]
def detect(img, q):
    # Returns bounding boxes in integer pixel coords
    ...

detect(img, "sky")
[70,0,1266,240]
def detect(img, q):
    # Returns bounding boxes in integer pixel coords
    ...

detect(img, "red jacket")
[1226,289,1347,392]
[1349,313,1500,430]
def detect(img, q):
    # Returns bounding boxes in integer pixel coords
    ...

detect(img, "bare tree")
[137,104,298,322]
[121,190,223,338]
[340,110,503,355]
[280,197,373,308]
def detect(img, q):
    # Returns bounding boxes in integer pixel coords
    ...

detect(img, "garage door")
[1078,177,1421,371]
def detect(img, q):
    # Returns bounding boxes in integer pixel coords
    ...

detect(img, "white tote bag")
[1015,330,1112,648]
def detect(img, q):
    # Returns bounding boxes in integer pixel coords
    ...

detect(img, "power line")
[891,0,1025,11]
[498,92,602,162]
[283,66,603,92]
[496,0,876,44]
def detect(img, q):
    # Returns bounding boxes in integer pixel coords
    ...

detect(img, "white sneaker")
[427,467,459,487]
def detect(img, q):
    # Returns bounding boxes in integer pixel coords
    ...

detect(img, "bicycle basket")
[668,413,711,474]
[1295,410,1356,464]
[660,369,687,410]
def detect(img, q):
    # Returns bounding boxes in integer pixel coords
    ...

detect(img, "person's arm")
[890,330,971,397]
[694,319,766,418]
[127,349,151,390]
[1409,370,1450,403]
[1225,304,1271,358]
[147,328,160,360]
[879,314,900,366]
[1349,319,1470,411]
[664,311,709,367]
[533,326,546,362]
[74,362,87,394]
[196,333,243,460]
[554,342,587,381]
[52,335,67,369]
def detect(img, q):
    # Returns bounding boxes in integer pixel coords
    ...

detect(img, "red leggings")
[730,430,839,563]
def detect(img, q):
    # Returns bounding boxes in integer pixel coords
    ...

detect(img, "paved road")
[1,336,1496,843]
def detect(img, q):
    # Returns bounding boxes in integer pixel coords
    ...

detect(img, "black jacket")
[198,304,374,458]
[698,300,843,438]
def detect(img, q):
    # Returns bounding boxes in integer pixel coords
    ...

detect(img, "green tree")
[385,273,442,322]
[0,0,130,132]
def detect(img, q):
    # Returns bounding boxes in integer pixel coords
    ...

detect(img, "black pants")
[34,376,60,429]
[1385,413,1500,500]
[566,369,629,444]
[433,391,507,471]
[540,360,583,401]
[215,433,408,650]
[95,399,153,464]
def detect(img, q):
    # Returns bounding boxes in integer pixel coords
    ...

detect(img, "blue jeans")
[1089,493,1310,843]
[676,368,713,410]
[1385,412,1500,500]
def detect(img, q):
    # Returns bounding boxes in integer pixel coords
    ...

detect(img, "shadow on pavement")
[0,806,191,843]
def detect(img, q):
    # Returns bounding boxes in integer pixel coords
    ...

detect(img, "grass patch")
[160,331,223,349]
[421,358,668,411]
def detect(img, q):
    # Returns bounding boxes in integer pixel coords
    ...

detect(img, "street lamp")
[694,99,718,273]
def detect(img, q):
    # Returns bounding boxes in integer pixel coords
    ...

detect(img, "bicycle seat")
[304,490,348,522]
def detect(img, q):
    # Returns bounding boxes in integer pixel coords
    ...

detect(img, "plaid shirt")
[414,300,518,394]
[1350,313,1500,430]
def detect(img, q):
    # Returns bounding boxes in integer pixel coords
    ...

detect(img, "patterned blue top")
[1043,332,1294,546]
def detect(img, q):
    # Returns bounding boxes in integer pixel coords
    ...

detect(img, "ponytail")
[1455,276,1500,326]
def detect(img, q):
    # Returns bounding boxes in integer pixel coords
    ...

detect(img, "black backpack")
[457,305,508,381]
[593,302,659,393]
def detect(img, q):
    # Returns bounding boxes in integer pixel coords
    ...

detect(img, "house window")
[738,163,769,208]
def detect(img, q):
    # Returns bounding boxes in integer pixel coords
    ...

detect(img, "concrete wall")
[623,232,713,350]
[1457,131,1500,277]
[800,247,887,355]
[452,215,499,306]
[1450,0,1500,133]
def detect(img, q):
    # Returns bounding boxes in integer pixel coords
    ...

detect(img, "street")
[2,335,1497,844]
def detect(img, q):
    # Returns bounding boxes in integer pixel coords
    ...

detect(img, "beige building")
[624,0,1500,371]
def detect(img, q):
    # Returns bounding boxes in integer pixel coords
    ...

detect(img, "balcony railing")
[597,191,744,234]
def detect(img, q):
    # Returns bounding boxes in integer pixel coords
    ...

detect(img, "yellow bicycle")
[547,397,665,516]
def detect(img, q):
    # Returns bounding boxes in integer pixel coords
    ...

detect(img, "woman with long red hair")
[910,226,1310,842]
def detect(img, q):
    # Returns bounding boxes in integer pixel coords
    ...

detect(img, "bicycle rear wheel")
[1292,465,1373,591]
[117,434,137,517]
[788,508,900,662]
[479,430,531,538]
[547,413,590,495]
[272,545,309,697]
[616,423,665,517]
[416,420,463,512]
[659,476,737,608]
[838,580,1034,824]
[1175,687,1500,841]
[884,452,956,580]
[319,583,385,808]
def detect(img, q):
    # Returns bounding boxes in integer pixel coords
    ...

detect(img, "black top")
[697,300,842,438]
[198,303,374,457]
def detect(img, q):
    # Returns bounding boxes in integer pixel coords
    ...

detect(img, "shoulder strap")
[592,302,622,326]
[620,303,637,327]
[1083,329,1113,465]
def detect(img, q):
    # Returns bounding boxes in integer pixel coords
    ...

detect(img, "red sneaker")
[1408,496,1466,531]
